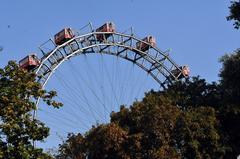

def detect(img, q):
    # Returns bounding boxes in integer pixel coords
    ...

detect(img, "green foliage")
[86,123,128,159]
[218,104,240,158]
[164,77,223,109]
[57,93,225,159]
[111,94,181,159]
[227,1,240,29]
[56,133,86,159]
[217,49,240,157]
[174,107,224,159]
[56,124,128,159]
[219,49,240,105]
[0,61,62,159]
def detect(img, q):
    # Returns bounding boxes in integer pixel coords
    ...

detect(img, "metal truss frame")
[35,25,184,90]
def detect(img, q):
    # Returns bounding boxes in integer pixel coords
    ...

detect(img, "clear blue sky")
[0,0,239,150]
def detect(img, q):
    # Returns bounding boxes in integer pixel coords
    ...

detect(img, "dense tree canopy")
[163,77,223,109]
[219,49,240,105]
[57,92,226,158]
[0,61,62,159]
[218,49,240,158]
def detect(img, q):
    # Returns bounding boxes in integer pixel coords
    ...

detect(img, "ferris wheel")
[19,22,189,149]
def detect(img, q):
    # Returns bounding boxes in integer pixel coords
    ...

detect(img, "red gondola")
[54,28,75,45]
[19,54,40,71]
[171,65,190,79]
[96,22,115,41]
[136,36,156,52]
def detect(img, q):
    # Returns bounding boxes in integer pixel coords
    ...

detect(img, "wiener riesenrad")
[19,22,190,148]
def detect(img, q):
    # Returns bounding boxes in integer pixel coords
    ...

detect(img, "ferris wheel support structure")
[35,30,185,88]
[27,23,189,120]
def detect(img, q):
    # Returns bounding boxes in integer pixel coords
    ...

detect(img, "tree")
[219,49,240,105]
[0,61,62,158]
[85,123,128,159]
[225,1,240,155]
[111,93,181,159]
[163,77,223,109]
[164,50,240,157]
[57,123,129,159]
[57,92,225,159]
[56,133,86,159]
[218,49,240,158]
[173,107,225,159]
[227,0,240,29]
